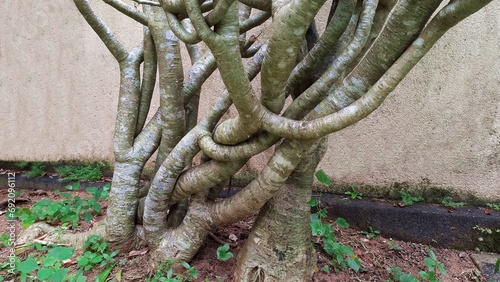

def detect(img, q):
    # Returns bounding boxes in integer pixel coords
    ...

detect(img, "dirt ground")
[0,188,486,281]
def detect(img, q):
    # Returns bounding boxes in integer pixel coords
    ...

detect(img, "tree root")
[16,221,107,250]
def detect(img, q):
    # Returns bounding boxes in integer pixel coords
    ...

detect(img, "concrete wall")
[1,1,499,199]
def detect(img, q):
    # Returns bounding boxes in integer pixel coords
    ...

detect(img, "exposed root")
[16,221,107,250]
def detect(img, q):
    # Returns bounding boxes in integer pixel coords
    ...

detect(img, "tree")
[18,0,494,280]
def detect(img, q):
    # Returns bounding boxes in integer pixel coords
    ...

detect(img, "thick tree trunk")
[234,183,316,281]
[234,141,326,281]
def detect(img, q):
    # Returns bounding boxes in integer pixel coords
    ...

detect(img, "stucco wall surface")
[0,1,499,199]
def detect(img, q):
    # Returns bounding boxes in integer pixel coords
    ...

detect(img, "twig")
[208,232,236,247]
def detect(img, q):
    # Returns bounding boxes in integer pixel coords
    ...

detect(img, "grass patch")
[55,163,106,182]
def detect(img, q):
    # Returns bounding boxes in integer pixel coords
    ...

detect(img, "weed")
[308,198,361,273]
[486,203,500,211]
[495,257,500,274]
[362,226,380,239]
[56,163,106,182]
[399,191,424,206]
[315,170,332,186]
[15,161,30,169]
[147,260,199,282]
[387,248,446,282]
[216,243,234,261]
[473,225,500,235]
[76,235,119,272]
[13,183,110,228]
[24,162,46,178]
[0,233,10,247]
[345,188,363,200]
[388,241,402,251]
[14,246,75,282]
[441,197,464,209]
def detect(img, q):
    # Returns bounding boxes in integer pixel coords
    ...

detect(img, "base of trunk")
[233,183,317,282]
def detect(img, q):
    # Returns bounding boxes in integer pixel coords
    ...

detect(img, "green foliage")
[387,266,419,282]
[387,241,402,251]
[418,249,446,281]
[147,260,199,282]
[387,249,446,282]
[308,198,360,273]
[14,247,75,282]
[486,203,500,211]
[216,243,234,261]
[440,197,464,208]
[494,257,500,274]
[77,235,119,271]
[362,226,380,239]
[399,191,424,206]
[315,170,332,186]
[13,183,109,228]
[15,161,30,169]
[0,233,10,247]
[345,188,363,200]
[56,163,106,182]
[24,162,46,178]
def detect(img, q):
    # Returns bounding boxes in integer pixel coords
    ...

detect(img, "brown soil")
[0,188,485,281]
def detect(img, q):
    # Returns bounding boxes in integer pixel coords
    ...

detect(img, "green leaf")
[83,211,93,223]
[307,199,317,207]
[96,264,115,282]
[48,247,74,260]
[181,261,190,269]
[37,267,55,281]
[399,273,419,282]
[216,244,234,261]
[495,257,500,274]
[51,268,70,282]
[115,269,122,281]
[346,257,361,272]
[335,217,349,228]
[315,170,332,186]
[17,256,39,274]
[42,255,57,267]
[310,219,325,236]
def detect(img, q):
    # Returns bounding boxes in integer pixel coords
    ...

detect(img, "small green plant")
[56,162,106,182]
[362,226,380,239]
[441,197,464,209]
[399,191,424,206]
[494,257,500,274]
[387,266,418,282]
[15,161,30,169]
[14,183,110,228]
[77,235,119,271]
[216,243,234,261]
[308,198,361,273]
[486,203,500,211]
[419,248,447,281]
[15,246,75,282]
[0,233,10,247]
[345,188,363,200]
[387,249,446,282]
[147,260,199,282]
[315,170,332,186]
[24,162,46,178]
[387,241,402,251]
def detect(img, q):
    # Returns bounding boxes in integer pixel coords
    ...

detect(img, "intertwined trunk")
[17,0,495,280]
[234,140,326,281]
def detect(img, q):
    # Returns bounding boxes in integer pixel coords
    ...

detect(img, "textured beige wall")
[1,2,499,199]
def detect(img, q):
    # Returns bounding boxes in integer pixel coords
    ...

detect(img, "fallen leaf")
[129,249,148,257]
[229,234,238,241]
